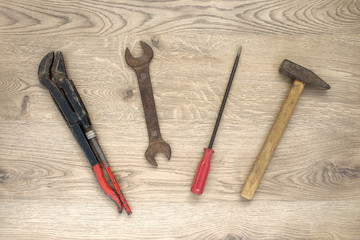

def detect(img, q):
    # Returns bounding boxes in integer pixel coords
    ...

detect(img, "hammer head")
[280,59,330,89]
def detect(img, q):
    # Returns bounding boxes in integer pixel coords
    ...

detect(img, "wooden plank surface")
[0,0,359,239]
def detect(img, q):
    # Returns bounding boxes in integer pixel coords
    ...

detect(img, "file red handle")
[191,148,214,195]
[190,47,241,195]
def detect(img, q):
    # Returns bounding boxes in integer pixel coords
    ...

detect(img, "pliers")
[38,51,131,215]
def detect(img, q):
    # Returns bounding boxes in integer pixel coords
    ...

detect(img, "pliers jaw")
[38,51,91,127]
[38,52,54,88]
[51,51,68,81]
[38,51,69,88]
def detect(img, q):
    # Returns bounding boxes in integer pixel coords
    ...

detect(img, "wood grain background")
[0,0,359,239]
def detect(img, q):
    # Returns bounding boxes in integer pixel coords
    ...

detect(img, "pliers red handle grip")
[93,163,131,214]
[87,128,131,214]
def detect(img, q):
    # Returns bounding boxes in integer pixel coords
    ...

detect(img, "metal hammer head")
[279,59,331,89]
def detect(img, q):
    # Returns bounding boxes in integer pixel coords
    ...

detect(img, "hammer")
[240,59,331,200]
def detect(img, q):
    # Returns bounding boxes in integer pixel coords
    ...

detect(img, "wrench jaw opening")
[145,140,172,167]
[125,41,153,68]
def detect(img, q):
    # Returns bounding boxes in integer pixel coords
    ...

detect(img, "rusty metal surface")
[280,59,331,89]
[125,41,171,166]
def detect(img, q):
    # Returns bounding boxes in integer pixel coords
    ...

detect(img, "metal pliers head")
[38,51,68,89]
[38,52,90,127]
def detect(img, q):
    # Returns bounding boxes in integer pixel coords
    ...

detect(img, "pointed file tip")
[237,46,242,57]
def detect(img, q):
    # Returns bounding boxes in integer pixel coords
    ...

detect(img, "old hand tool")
[191,46,242,195]
[38,52,131,214]
[125,41,171,166]
[241,59,331,200]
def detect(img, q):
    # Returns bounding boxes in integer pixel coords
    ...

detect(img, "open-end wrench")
[125,41,171,166]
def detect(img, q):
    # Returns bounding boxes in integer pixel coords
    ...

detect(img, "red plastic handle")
[191,148,214,195]
[92,163,123,213]
[104,166,132,215]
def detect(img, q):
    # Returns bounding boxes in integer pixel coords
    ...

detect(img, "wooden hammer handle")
[241,79,305,200]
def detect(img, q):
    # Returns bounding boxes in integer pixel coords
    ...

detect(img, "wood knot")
[325,163,360,180]
[123,89,134,100]
[0,169,9,184]
[151,36,160,49]
[20,95,30,118]
[222,234,242,240]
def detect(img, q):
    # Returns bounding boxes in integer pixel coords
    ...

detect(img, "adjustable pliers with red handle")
[38,51,131,215]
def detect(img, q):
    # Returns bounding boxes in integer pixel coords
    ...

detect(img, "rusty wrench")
[125,41,171,166]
